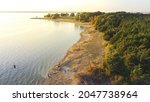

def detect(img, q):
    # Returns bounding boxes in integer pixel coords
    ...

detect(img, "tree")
[70,13,75,17]
[51,13,60,19]
[44,14,51,18]
[60,13,69,17]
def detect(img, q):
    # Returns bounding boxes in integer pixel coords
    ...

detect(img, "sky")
[0,0,150,12]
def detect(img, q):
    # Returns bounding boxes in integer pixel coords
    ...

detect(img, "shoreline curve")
[44,18,104,85]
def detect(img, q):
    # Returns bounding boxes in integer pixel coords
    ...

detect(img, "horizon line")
[0,11,81,13]
[0,11,149,14]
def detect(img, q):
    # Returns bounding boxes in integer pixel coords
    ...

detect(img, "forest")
[76,12,150,84]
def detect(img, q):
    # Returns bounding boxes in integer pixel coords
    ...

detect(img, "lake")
[0,13,83,85]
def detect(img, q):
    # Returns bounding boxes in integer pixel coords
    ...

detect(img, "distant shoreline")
[31,17,77,23]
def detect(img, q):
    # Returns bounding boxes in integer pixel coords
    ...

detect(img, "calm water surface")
[0,13,83,85]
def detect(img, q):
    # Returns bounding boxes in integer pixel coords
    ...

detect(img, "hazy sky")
[0,0,149,12]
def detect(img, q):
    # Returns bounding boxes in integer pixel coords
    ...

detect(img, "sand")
[45,18,105,85]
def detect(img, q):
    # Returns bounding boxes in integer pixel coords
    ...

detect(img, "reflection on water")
[0,13,83,85]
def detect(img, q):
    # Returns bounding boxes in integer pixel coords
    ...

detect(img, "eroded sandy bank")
[46,18,105,85]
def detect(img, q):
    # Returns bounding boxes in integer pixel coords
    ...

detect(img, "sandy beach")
[45,18,105,85]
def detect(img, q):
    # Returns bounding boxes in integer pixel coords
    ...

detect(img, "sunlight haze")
[0,0,149,12]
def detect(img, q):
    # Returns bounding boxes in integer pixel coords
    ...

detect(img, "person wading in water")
[13,64,16,69]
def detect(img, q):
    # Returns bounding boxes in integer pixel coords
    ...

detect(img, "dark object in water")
[13,65,16,68]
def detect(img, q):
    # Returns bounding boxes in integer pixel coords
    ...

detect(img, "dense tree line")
[44,13,75,19]
[93,12,150,84]
[75,11,104,22]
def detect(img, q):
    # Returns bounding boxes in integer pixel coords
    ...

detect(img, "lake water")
[0,13,83,85]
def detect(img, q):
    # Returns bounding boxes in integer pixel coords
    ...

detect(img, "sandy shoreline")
[37,18,105,85]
